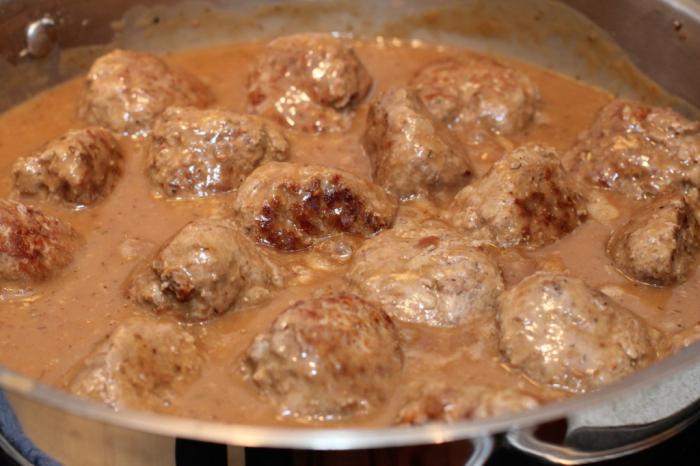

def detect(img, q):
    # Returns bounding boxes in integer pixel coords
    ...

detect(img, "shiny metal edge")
[467,436,495,466]
[506,407,700,464]
[1,342,699,449]
[0,431,34,466]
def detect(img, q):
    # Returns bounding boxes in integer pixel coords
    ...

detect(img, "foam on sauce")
[0,39,697,427]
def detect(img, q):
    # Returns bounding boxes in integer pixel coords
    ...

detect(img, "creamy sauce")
[0,39,698,427]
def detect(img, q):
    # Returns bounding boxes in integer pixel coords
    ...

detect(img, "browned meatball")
[69,317,203,409]
[78,50,214,136]
[363,88,473,200]
[147,107,291,198]
[247,33,372,133]
[0,200,79,283]
[497,272,657,393]
[410,56,540,138]
[233,162,398,251]
[607,192,700,286]
[12,127,123,206]
[396,383,540,424]
[449,144,588,249]
[348,223,504,327]
[241,293,403,420]
[128,218,283,321]
[565,99,700,200]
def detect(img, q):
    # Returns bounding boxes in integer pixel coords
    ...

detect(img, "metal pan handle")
[506,355,700,464]
[506,414,700,465]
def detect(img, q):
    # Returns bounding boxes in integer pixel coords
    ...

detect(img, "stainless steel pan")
[1,1,700,464]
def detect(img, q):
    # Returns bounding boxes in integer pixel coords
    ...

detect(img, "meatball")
[410,56,540,138]
[348,223,504,327]
[449,144,588,249]
[607,192,700,286]
[396,383,540,424]
[128,218,283,321]
[241,293,403,420]
[247,33,372,133]
[0,200,79,283]
[233,162,398,251]
[69,317,203,409]
[12,127,123,206]
[565,99,700,200]
[147,107,291,198]
[362,88,473,200]
[78,49,214,136]
[663,324,700,356]
[497,272,657,393]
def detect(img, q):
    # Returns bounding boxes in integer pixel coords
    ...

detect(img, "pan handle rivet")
[24,17,57,58]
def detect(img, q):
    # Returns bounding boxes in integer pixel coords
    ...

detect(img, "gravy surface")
[0,39,697,427]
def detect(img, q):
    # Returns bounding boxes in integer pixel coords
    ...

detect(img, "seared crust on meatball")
[497,272,657,393]
[410,56,539,137]
[363,88,472,200]
[79,49,214,136]
[69,317,203,409]
[13,127,123,206]
[0,200,79,283]
[348,223,504,327]
[241,293,403,420]
[147,107,291,198]
[396,383,540,424]
[233,162,398,251]
[449,144,588,249]
[565,99,700,200]
[607,192,700,286]
[247,33,372,133]
[128,218,283,321]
